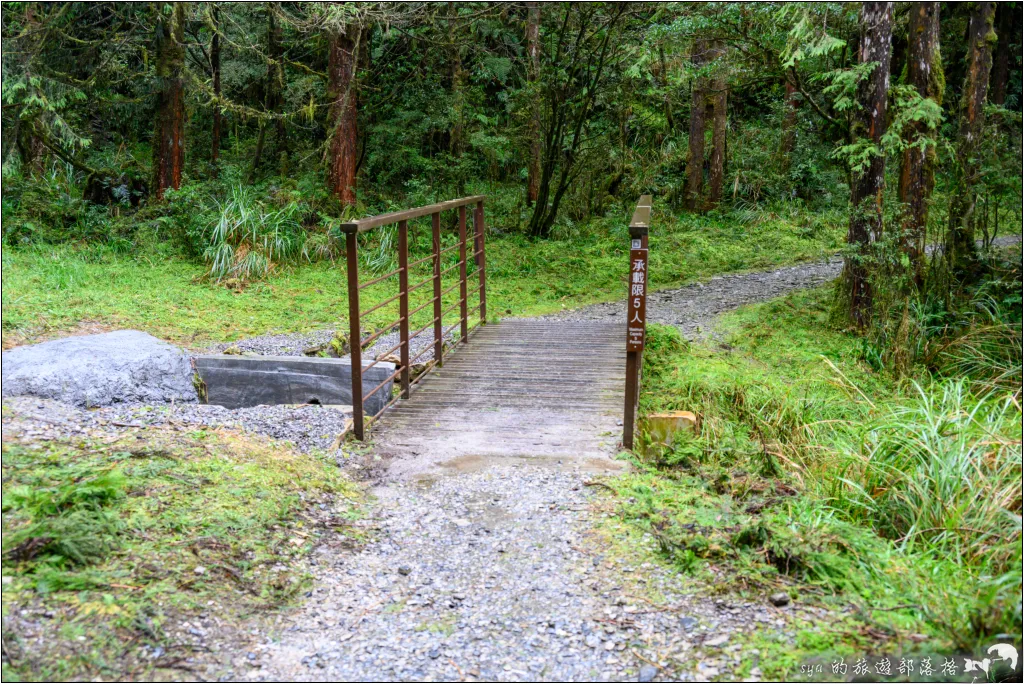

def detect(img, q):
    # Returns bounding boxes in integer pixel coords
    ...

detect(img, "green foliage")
[1,427,361,680]
[624,289,1022,650]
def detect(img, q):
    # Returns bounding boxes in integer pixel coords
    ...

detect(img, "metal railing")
[342,196,487,440]
[623,194,651,449]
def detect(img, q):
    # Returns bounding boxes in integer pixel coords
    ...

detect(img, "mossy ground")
[1,425,364,681]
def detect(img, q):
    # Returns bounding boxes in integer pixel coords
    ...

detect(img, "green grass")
[605,288,1022,674]
[1,201,843,347]
[1,425,363,681]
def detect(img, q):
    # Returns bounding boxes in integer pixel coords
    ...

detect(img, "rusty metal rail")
[623,195,652,449]
[342,195,487,440]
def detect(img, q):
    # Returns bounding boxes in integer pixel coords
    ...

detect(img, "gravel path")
[212,467,819,682]
[533,259,844,339]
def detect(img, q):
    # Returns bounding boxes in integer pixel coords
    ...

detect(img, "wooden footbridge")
[340,195,651,455]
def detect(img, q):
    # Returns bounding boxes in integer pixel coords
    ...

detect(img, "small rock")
[638,664,659,682]
[398,566,412,576]
[769,591,790,607]
[194,566,207,575]
[704,634,729,647]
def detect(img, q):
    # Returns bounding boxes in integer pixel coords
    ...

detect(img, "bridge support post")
[474,200,487,324]
[458,206,469,343]
[398,219,410,399]
[432,212,444,367]
[346,230,364,440]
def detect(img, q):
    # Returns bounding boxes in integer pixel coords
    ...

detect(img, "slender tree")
[525,1,541,207]
[778,80,798,172]
[990,2,1017,105]
[898,1,943,286]
[947,1,996,278]
[526,4,626,238]
[210,5,222,169]
[327,24,360,206]
[843,2,893,328]
[708,41,728,208]
[152,2,187,199]
[684,39,707,212]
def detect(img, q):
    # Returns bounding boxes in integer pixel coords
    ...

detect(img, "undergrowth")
[1,192,844,348]
[0,425,363,681]
[612,287,1022,664]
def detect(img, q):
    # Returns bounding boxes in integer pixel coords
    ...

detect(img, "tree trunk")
[211,6,221,169]
[778,80,798,172]
[250,4,285,181]
[659,45,674,132]
[152,2,187,200]
[898,2,942,287]
[684,39,707,212]
[448,2,466,195]
[327,25,359,206]
[990,2,1016,105]
[843,2,893,328]
[269,3,287,167]
[525,1,541,207]
[708,43,727,208]
[947,1,996,279]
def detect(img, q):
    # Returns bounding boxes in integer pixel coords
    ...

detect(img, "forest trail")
[219,262,859,682]
[211,242,1020,680]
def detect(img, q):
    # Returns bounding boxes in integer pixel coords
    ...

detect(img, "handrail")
[344,197,487,440]
[340,195,486,234]
[623,194,652,449]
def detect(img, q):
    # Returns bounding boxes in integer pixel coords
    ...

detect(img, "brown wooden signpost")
[623,195,652,449]
[626,242,647,351]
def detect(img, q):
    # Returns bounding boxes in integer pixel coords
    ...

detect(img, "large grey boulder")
[2,330,198,407]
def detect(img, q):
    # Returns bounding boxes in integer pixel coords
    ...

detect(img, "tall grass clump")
[202,185,305,281]
[828,381,1021,567]
[635,295,1023,646]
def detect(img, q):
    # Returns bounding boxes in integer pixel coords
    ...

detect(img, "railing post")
[398,219,410,399]
[345,231,364,440]
[458,205,468,343]
[474,200,487,324]
[431,212,444,367]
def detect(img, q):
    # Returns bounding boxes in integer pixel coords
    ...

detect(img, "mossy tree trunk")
[778,80,798,173]
[990,2,1017,106]
[327,24,359,206]
[708,42,728,209]
[152,2,186,200]
[947,1,996,280]
[211,5,222,169]
[843,1,893,328]
[898,1,943,287]
[684,39,707,213]
[525,1,541,207]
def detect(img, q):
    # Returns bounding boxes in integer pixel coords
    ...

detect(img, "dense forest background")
[1,1,1021,358]
[2,5,1023,673]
